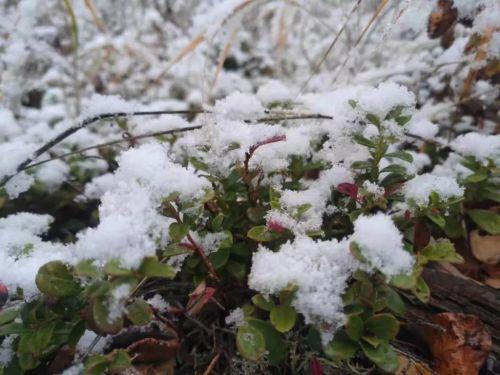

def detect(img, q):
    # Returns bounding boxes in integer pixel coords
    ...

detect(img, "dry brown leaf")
[427,0,457,39]
[127,337,179,363]
[424,313,492,375]
[128,361,175,375]
[484,278,500,289]
[396,354,433,375]
[470,230,500,265]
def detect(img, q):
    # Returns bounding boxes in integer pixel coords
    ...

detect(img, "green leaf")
[247,207,266,223]
[219,230,233,249]
[348,99,357,108]
[0,322,29,335]
[189,157,209,172]
[18,352,39,370]
[269,187,281,209]
[395,115,412,126]
[139,257,176,278]
[390,273,417,290]
[104,259,133,276]
[380,164,407,175]
[349,242,367,262]
[236,325,266,361]
[385,151,413,163]
[270,305,296,333]
[482,186,500,203]
[421,240,464,263]
[366,113,381,127]
[379,286,406,315]
[35,261,80,298]
[466,172,488,183]
[247,318,286,365]
[209,247,230,269]
[365,313,399,341]
[361,342,399,373]
[163,243,191,258]
[426,211,446,229]
[346,315,364,341]
[353,134,376,148]
[126,300,153,326]
[0,307,19,325]
[351,160,373,170]
[108,350,132,371]
[169,222,190,242]
[324,331,358,362]
[413,276,430,303]
[92,298,123,334]
[251,294,275,311]
[74,259,102,278]
[247,226,282,242]
[211,213,224,231]
[85,355,108,375]
[467,209,500,235]
[226,261,246,280]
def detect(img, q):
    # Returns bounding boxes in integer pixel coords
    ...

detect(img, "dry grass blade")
[158,0,256,83]
[211,27,240,94]
[298,0,362,95]
[276,3,289,64]
[331,0,390,85]
[84,0,106,32]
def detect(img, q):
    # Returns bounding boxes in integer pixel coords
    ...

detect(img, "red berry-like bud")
[267,220,286,233]
[0,282,8,307]
[337,182,358,201]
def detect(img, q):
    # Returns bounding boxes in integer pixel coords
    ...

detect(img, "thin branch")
[4,109,442,185]
[0,109,205,186]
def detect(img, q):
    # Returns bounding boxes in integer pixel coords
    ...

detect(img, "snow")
[0,335,15,366]
[212,91,265,121]
[351,213,414,277]
[249,236,357,339]
[4,171,34,198]
[256,80,293,105]
[108,284,131,323]
[450,132,500,162]
[407,119,439,140]
[358,81,416,120]
[81,94,137,119]
[0,141,35,182]
[35,159,69,192]
[225,307,245,328]
[0,213,66,297]
[147,294,170,313]
[404,173,464,207]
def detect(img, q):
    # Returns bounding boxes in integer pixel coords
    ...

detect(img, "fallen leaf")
[396,353,433,375]
[127,337,179,363]
[470,230,500,265]
[131,361,175,375]
[424,313,492,375]
[427,0,457,39]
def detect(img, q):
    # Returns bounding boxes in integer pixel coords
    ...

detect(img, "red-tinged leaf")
[249,135,287,155]
[404,210,411,221]
[267,220,286,233]
[0,282,8,307]
[338,183,358,201]
[309,357,324,375]
[414,219,431,252]
[180,242,197,251]
[186,281,217,316]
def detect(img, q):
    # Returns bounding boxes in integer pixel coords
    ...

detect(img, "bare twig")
[0,109,205,186]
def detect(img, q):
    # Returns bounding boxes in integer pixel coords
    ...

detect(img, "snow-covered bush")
[0,0,498,373]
